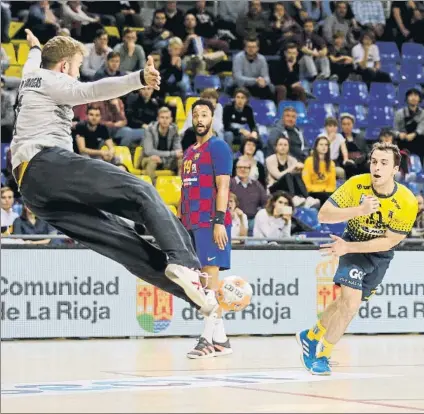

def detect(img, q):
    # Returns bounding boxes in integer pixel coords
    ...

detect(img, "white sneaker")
[164,264,218,316]
[304,196,321,209]
[187,337,216,359]
[292,196,306,207]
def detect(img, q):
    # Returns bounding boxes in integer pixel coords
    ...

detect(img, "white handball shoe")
[165,264,218,316]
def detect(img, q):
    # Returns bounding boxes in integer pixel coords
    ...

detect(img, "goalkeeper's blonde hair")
[41,36,86,69]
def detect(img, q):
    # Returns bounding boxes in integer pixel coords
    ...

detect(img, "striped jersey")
[181,137,233,230]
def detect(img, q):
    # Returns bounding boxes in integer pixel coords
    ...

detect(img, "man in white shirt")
[10,29,218,318]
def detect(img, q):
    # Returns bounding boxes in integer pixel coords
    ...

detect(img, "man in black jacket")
[340,112,369,178]
[223,87,258,147]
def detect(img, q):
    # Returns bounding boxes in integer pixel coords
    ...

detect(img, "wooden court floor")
[1,335,424,413]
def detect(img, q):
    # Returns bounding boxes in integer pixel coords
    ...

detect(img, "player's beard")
[193,121,212,137]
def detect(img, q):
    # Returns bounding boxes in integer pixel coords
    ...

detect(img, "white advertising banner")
[1,249,423,339]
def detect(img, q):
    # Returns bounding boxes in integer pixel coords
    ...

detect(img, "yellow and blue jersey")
[328,174,418,242]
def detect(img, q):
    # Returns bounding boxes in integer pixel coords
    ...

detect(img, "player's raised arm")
[22,29,42,76]
[318,177,379,224]
[49,55,160,106]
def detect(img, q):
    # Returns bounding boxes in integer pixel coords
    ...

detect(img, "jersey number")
[183,160,192,175]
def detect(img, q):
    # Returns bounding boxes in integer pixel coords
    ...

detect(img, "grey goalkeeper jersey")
[10,47,144,170]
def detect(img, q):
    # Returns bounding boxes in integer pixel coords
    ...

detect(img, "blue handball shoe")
[296,329,318,371]
[311,357,332,375]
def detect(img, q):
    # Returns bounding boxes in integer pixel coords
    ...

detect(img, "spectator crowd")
[1,0,424,243]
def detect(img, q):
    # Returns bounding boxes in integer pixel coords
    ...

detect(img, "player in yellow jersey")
[296,142,418,375]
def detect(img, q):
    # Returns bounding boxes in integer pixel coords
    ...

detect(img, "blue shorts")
[333,235,394,301]
[190,226,231,270]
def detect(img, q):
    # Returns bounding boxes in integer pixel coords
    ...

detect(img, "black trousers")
[17,147,200,306]
[269,173,309,198]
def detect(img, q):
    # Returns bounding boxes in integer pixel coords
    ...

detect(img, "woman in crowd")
[302,136,337,206]
[253,191,294,240]
[266,137,320,208]
[229,192,248,243]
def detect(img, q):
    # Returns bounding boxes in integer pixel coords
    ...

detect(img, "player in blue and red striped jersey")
[180,99,234,359]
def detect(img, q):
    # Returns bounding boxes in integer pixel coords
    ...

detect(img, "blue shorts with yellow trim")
[333,234,394,301]
[190,226,231,271]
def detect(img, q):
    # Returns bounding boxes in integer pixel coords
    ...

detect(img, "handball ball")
[217,276,253,312]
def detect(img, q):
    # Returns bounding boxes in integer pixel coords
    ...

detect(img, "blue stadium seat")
[376,41,400,63]
[400,64,424,84]
[250,99,277,126]
[367,105,394,128]
[1,143,9,168]
[401,42,424,64]
[277,100,308,125]
[406,182,420,195]
[0,172,6,186]
[302,126,323,148]
[410,154,423,174]
[293,208,322,231]
[364,127,382,141]
[218,94,231,107]
[341,81,369,105]
[193,74,221,92]
[307,103,337,125]
[321,222,346,236]
[397,84,423,106]
[380,62,400,84]
[312,80,340,103]
[339,104,368,128]
[369,82,397,106]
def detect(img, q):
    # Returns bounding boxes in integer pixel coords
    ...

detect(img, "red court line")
[226,385,424,413]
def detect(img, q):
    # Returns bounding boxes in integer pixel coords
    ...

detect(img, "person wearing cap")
[340,113,369,178]
[394,87,424,163]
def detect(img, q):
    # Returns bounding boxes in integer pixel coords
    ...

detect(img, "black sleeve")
[99,125,110,140]
[74,122,86,137]
[257,162,266,188]
[246,106,257,132]
[223,104,238,134]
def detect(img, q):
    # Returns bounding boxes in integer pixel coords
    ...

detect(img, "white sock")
[213,318,228,343]
[201,314,217,343]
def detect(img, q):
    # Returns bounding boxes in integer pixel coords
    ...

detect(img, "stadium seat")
[193,74,221,92]
[364,127,381,141]
[376,41,400,63]
[400,64,424,84]
[339,104,368,128]
[277,101,307,125]
[165,96,185,123]
[302,126,323,148]
[104,26,120,38]
[218,94,231,107]
[406,182,420,195]
[138,175,152,185]
[341,81,369,105]
[369,83,397,106]
[168,205,178,216]
[321,222,346,236]
[312,80,340,103]
[401,42,424,64]
[307,103,337,125]
[1,43,17,64]
[380,62,400,84]
[397,83,423,106]
[293,208,321,231]
[4,64,22,78]
[8,21,24,39]
[367,105,394,128]
[133,146,143,170]
[156,176,182,206]
[107,146,142,175]
[250,98,277,126]
[185,96,199,116]
[17,43,30,65]
[409,154,423,174]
